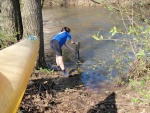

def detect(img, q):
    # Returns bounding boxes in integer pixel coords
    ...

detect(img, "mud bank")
[43,0,150,7]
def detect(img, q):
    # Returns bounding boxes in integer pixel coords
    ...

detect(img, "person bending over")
[50,27,76,76]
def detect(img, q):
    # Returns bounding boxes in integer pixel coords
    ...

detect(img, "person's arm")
[64,43,76,52]
[66,34,77,51]
[67,33,76,45]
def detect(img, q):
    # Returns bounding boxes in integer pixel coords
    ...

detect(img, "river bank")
[42,0,150,7]
[18,69,150,113]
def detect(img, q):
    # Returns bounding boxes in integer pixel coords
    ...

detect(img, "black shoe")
[62,70,70,77]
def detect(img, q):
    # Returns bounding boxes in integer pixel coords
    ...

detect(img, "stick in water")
[75,42,80,60]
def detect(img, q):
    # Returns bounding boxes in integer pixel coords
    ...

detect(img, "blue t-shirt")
[52,31,72,47]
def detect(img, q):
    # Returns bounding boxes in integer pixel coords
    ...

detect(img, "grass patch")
[0,32,17,49]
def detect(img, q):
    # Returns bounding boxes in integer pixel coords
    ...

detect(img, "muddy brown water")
[43,6,131,92]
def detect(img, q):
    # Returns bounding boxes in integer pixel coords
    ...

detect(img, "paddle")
[75,42,80,60]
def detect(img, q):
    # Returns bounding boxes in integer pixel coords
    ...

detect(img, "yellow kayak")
[0,37,39,113]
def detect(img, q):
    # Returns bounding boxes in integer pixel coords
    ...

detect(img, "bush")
[0,32,17,49]
[92,0,150,80]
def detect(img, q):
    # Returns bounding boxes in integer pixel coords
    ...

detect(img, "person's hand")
[71,40,76,44]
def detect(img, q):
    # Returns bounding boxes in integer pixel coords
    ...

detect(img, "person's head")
[61,27,71,33]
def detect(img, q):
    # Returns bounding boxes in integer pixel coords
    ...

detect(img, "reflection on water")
[43,6,128,91]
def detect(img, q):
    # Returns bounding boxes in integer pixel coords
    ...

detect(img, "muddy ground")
[18,68,150,113]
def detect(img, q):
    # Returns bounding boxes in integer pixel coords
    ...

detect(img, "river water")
[42,6,130,92]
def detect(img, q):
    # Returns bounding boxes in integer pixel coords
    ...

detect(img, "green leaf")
[136,49,145,59]
[105,90,110,94]
[110,26,117,36]
[98,0,103,3]
[92,35,100,40]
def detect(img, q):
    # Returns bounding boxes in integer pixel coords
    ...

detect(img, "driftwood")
[91,0,100,4]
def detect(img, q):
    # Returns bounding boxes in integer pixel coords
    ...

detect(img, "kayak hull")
[0,38,39,113]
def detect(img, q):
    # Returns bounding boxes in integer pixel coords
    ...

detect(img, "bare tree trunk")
[1,0,23,41]
[14,0,23,40]
[22,0,46,68]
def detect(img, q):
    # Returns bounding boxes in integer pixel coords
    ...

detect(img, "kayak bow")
[0,36,39,113]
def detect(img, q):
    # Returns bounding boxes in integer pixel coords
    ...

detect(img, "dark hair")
[61,27,71,33]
